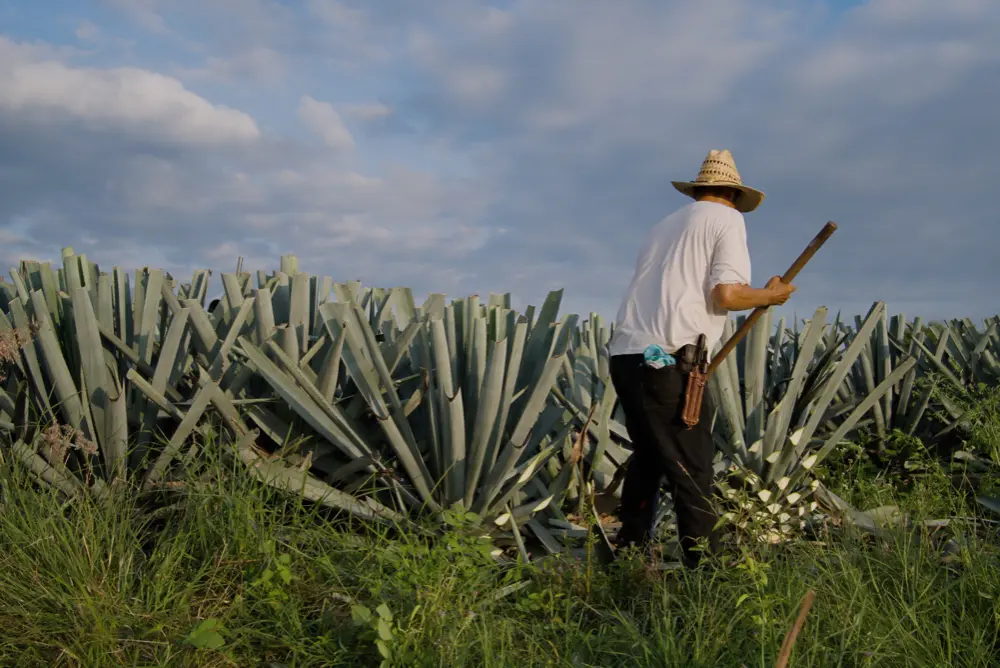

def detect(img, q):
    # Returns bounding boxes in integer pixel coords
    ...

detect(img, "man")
[608,149,796,568]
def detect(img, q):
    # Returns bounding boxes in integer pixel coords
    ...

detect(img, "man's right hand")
[765,276,796,305]
[712,278,797,311]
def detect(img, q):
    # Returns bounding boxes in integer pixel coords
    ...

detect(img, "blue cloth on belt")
[642,344,675,369]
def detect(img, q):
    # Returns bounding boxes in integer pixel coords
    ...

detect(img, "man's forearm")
[712,283,777,311]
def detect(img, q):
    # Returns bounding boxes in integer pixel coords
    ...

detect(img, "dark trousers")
[610,353,719,568]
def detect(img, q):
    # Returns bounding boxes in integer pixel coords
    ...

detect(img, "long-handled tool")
[680,220,838,428]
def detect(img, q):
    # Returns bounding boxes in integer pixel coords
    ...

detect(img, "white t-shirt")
[609,200,752,356]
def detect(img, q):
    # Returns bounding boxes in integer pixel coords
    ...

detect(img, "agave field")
[1,248,999,560]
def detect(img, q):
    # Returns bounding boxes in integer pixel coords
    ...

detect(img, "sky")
[0,0,997,324]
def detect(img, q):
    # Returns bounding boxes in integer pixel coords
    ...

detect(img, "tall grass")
[1,437,998,668]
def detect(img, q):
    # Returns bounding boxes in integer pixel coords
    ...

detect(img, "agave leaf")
[289,272,311,352]
[904,376,936,436]
[270,272,291,326]
[476,353,565,513]
[487,433,567,515]
[463,337,508,507]
[111,267,133,345]
[137,308,192,443]
[222,273,245,314]
[316,326,346,403]
[181,299,221,366]
[764,307,829,482]
[792,302,887,454]
[277,324,299,364]
[721,317,745,435]
[320,302,440,508]
[8,267,30,305]
[486,318,529,470]
[299,333,327,372]
[908,330,962,391]
[876,308,893,425]
[239,337,372,462]
[96,274,116,337]
[62,249,84,295]
[29,291,94,441]
[769,316,786,394]
[0,280,16,306]
[143,381,217,490]
[517,290,562,389]
[28,261,61,327]
[429,316,465,504]
[210,297,255,378]
[383,322,421,376]
[894,328,924,422]
[314,276,333,331]
[411,322,442,482]
[11,438,83,498]
[709,345,747,460]
[465,309,489,437]
[587,379,619,471]
[977,496,1000,517]
[858,342,886,443]
[967,321,997,383]
[253,289,276,347]
[135,270,163,366]
[158,276,185,320]
[744,308,772,453]
[70,287,127,475]
[784,356,918,494]
[241,427,406,523]
[190,269,211,307]
[91,321,182,404]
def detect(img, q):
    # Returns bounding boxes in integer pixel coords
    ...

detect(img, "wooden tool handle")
[706,221,837,377]
[778,221,838,284]
[774,590,817,668]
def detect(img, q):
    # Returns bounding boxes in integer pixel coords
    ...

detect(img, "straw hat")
[671,149,765,213]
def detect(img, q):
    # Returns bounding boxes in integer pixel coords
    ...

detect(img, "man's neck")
[695,195,736,210]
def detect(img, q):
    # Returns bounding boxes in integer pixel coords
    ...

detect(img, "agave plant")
[924,316,1000,388]
[706,301,920,540]
[0,251,399,521]
[824,306,973,447]
[5,248,1000,558]
[232,285,585,528]
[890,316,1000,442]
[1,251,597,556]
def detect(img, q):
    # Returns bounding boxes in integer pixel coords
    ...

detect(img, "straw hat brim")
[671,181,765,214]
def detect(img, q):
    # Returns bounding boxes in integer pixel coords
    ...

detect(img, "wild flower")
[40,423,99,463]
[0,326,35,374]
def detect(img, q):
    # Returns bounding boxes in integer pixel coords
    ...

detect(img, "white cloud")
[356,0,1000,318]
[179,47,287,84]
[74,21,101,42]
[0,31,491,292]
[105,0,172,37]
[4,0,1000,319]
[0,37,259,145]
[445,65,509,107]
[297,95,355,151]
[307,0,368,28]
[343,102,392,121]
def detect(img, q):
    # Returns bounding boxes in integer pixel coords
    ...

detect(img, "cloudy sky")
[1,0,997,322]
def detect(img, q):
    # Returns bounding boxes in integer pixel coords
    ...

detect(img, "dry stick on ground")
[774,589,817,668]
